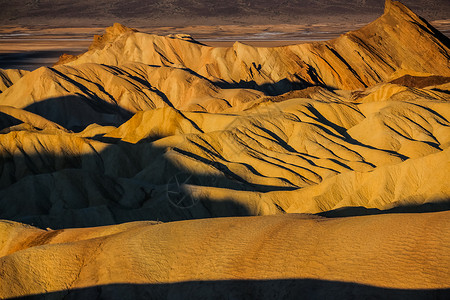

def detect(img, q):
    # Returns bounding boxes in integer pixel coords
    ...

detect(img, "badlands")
[0,0,449,299]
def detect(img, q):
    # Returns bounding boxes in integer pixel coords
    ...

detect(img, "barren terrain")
[0,1,449,299]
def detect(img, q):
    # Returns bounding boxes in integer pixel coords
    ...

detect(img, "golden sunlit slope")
[57,1,450,91]
[0,81,448,227]
[1,212,449,299]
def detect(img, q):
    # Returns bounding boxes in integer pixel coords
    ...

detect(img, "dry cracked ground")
[0,1,449,299]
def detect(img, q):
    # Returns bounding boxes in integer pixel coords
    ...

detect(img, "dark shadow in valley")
[0,137,290,229]
[0,111,23,131]
[215,78,315,96]
[0,50,84,71]
[24,95,133,132]
[432,88,450,95]
[7,279,450,300]
[389,74,450,88]
[319,200,450,218]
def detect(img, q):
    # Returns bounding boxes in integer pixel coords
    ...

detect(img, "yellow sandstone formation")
[0,1,449,298]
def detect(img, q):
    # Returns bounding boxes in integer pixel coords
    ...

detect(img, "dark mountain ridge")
[1,0,448,26]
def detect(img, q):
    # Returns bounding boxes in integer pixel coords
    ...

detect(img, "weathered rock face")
[0,1,449,298]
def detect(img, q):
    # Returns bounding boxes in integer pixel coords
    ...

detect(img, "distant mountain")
[0,0,448,26]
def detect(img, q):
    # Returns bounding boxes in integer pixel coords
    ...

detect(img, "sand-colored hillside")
[0,76,448,227]
[0,1,449,298]
[56,2,450,91]
[1,212,449,299]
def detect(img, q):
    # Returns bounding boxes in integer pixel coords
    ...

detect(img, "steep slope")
[58,2,450,90]
[1,212,449,299]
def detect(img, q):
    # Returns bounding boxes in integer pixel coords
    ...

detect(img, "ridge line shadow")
[6,279,450,300]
